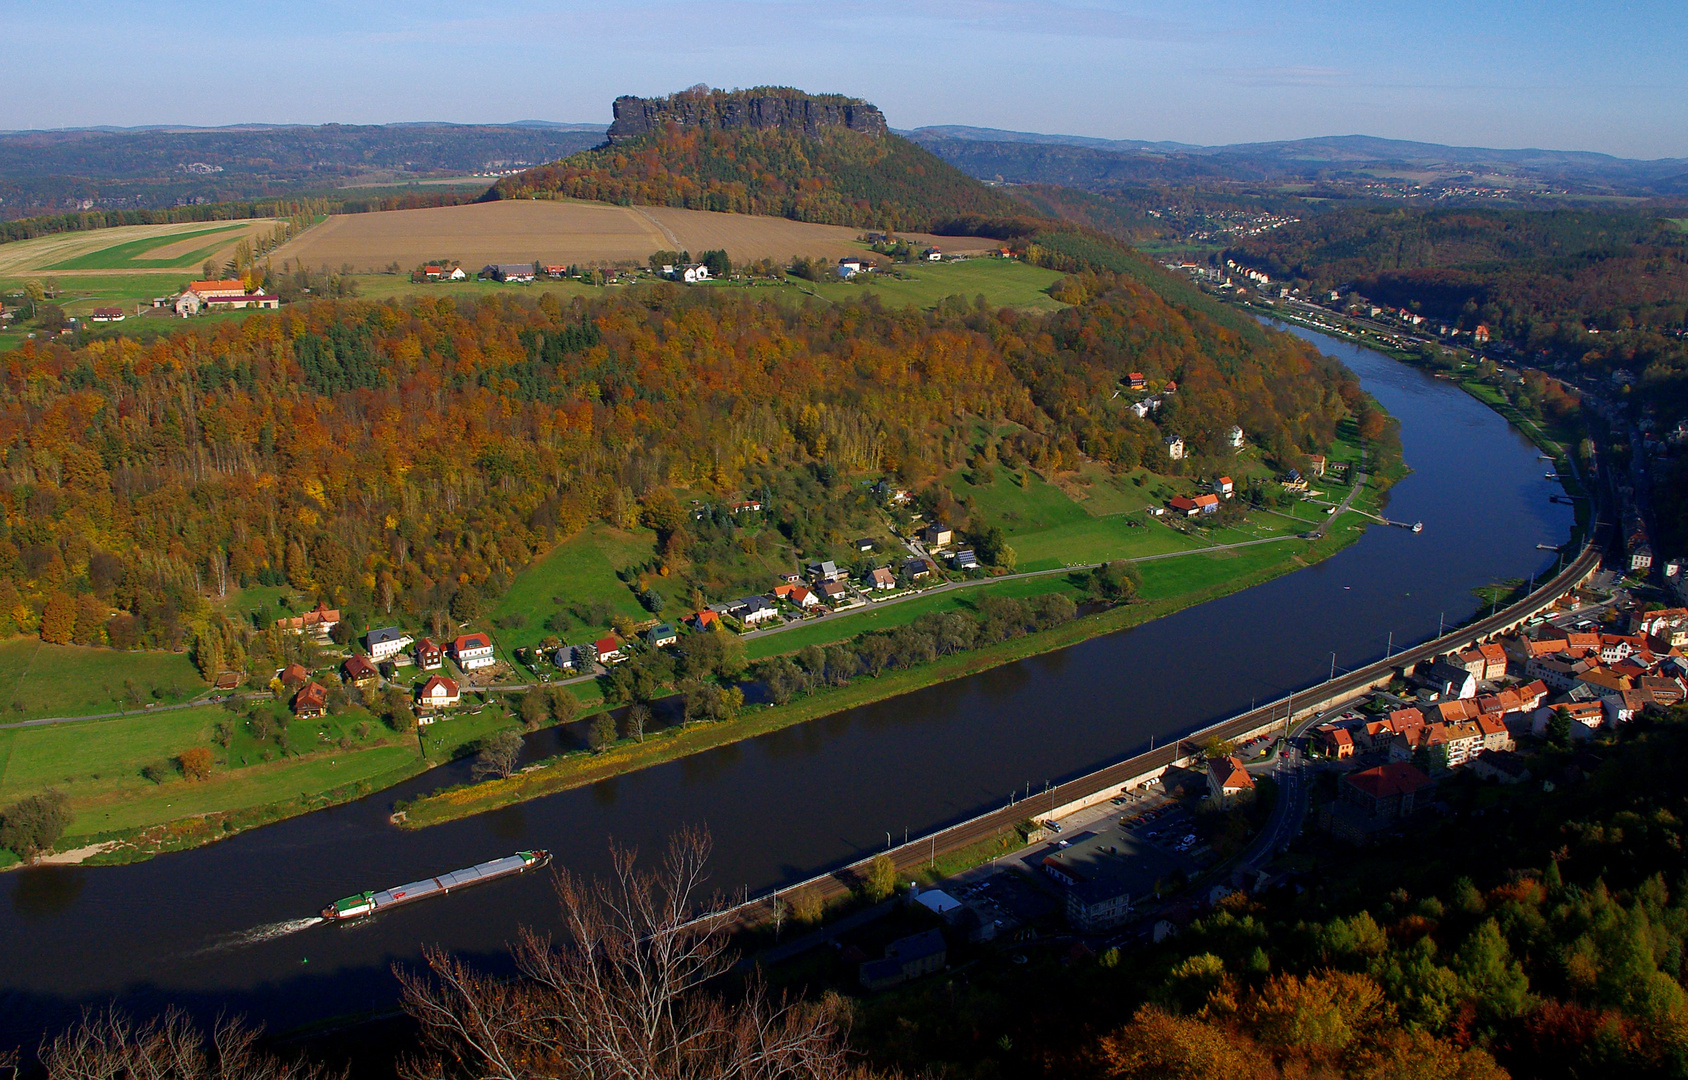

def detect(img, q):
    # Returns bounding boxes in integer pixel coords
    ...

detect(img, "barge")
[322,849,550,920]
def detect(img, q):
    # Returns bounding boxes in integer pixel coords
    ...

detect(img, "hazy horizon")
[0,0,1683,158]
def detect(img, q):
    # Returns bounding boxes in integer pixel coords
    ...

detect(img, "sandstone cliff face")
[607,89,888,144]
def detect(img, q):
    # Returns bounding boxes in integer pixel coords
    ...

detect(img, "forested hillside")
[0,277,1352,667]
[491,90,1039,235]
[1230,208,1688,335]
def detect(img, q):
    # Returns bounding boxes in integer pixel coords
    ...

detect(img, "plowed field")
[269,200,1001,271]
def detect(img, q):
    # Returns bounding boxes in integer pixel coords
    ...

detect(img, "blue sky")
[4,1,1684,157]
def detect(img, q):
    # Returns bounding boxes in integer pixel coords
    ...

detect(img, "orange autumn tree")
[0,279,1355,655]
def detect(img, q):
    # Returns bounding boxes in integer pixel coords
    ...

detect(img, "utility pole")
[1386,630,1393,658]
[885,831,891,849]
[1330,652,1336,681]
[1438,611,1444,637]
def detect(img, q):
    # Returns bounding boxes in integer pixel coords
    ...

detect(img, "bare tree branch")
[398,827,857,1080]
[35,1007,336,1080]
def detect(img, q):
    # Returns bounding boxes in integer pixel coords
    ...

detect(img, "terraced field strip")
[47,222,252,270]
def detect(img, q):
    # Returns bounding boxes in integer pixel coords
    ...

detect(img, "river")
[0,324,1572,1047]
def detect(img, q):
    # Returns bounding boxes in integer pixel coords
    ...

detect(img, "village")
[825,581,1688,994]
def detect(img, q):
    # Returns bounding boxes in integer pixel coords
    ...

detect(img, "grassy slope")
[487,523,660,652]
[0,638,200,721]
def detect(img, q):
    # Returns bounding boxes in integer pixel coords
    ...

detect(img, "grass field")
[0,218,278,278]
[271,200,1003,274]
[488,524,660,652]
[0,639,201,721]
[0,676,545,849]
[0,696,419,839]
[952,464,1307,572]
[46,222,254,271]
[791,259,1066,312]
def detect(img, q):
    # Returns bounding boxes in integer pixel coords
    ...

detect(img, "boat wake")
[193,917,323,954]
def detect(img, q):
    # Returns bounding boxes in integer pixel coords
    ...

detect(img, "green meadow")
[46,222,252,271]
[0,639,200,721]
[793,257,1068,311]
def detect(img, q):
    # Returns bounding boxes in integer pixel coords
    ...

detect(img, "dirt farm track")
[269,200,1001,272]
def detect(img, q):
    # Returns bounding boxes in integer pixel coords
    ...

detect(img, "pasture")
[0,639,200,722]
[269,199,1002,273]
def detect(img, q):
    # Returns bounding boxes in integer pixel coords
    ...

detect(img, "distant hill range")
[0,122,607,220]
[493,87,1037,235]
[905,126,1688,199]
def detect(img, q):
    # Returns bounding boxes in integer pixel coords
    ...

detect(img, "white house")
[1227,426,1246,450]
[416,675,461,710]
[366,627,415,663]
[681,264,710,284]
[1164,435,1185,461]
[837,257,865,279]
[740,596,781,627]
[452,632,496,671]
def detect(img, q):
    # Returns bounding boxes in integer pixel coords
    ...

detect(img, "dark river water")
[0,324,1572,1046]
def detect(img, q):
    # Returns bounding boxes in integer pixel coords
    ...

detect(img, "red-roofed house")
[294,681,328,720]
[1316,725,1355,759]
[1475,642,1508,680]
[279,662,310,690]
[1341,763,1431,821]
[594,636,625,664]
[274,601,340,636]
[343,654,379,689]
[1206,755,1255,806]
[1212,476,1234,497]
[1168,495,1199,516]
[692,610,721,632]
[416,675,460,711]
[452,632,496,671]
[1192,493,1220,515]
[774,582,823,608]
[415,638,444,670]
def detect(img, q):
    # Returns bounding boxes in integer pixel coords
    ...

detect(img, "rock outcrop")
[607,87,888,144]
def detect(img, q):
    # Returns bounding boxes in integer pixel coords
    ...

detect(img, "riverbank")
[399,514,1375,828]
[1247,304,1594,544]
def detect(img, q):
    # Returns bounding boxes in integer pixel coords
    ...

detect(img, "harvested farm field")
[269,199,1002,271]
[0,218,279,277]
